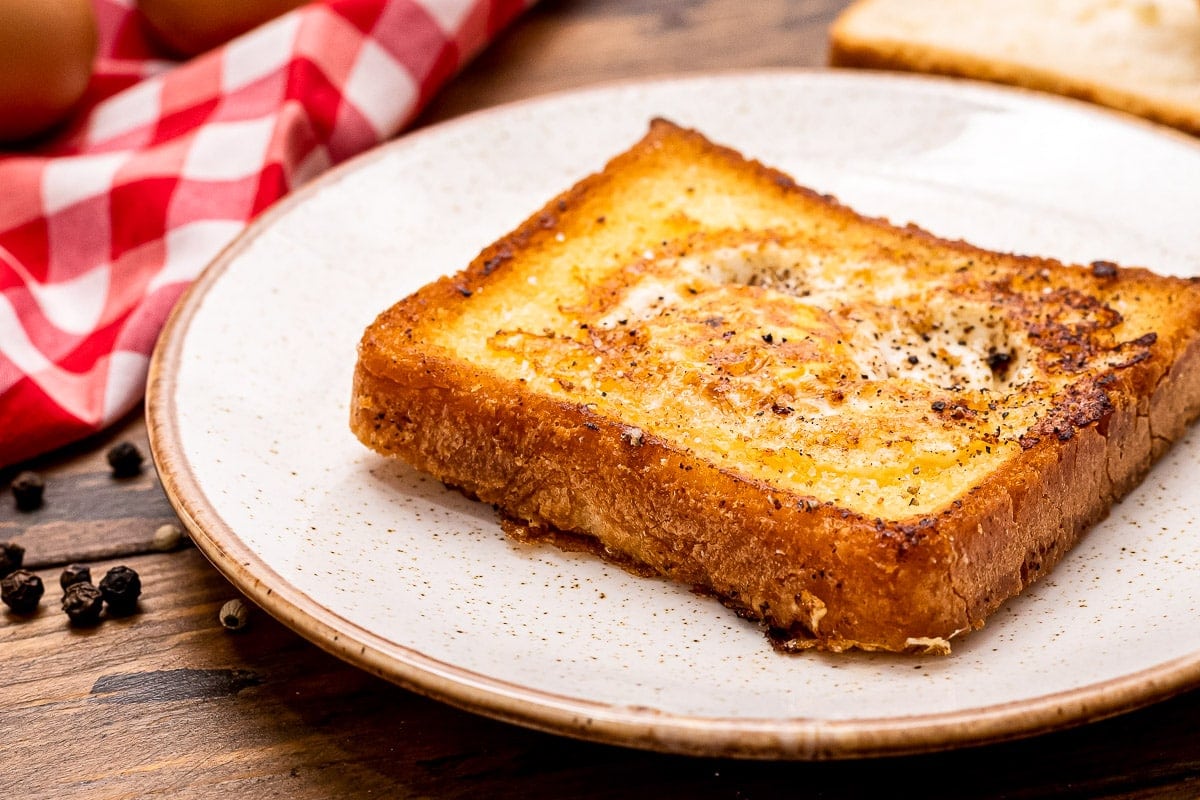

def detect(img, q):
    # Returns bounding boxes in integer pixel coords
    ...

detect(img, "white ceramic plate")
[148,71,1200,759]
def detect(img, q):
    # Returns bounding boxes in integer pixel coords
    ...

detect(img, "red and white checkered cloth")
[0,0,531,468]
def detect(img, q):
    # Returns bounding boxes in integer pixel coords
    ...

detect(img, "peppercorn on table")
[4,1,1200,796]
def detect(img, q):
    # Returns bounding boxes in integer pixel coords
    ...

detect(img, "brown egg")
[137,0,310,57]
[0,0,97,143]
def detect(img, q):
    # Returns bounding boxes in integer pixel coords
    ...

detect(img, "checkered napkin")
[0,0,531,468]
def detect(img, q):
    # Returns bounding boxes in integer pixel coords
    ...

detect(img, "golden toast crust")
[352,120,1200,652]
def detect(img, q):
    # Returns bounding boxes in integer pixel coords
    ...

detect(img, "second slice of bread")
[829,0,1200,137]
[352,120,1200,653]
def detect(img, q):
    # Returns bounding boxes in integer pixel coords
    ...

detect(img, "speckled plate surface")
[147,71,1200,760]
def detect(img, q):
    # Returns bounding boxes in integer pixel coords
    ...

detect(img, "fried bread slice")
[351,119,1200,653]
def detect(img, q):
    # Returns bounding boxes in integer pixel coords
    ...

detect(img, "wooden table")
[4,1,1200,796]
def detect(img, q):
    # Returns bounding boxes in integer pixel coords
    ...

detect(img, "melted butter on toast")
[448,231,1155,519]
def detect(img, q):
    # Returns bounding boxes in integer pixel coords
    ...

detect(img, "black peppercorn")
[62,582,104,626]
[59,563,91,590]
[99,565,141,614]
[0,541,25,578]
[1,569,44,614]
[11,471,45,511]
[105,441,144,478]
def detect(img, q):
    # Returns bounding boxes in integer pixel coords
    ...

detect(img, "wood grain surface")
[4,1,1200,798]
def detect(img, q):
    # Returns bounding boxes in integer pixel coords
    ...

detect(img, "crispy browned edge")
[351,119,1200,653]
[827,1,1200,137]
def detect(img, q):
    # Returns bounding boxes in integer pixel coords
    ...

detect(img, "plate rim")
[146,68,1200,760]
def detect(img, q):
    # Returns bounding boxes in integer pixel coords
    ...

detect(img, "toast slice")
[829,0,1200,137]
[351,119,1200,653]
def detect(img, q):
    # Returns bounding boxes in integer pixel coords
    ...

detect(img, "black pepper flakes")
[931,400,947,412]
[59,563,92,590]
[480,254,506,275]
[1,569,44,614]
[986,351,1014,378]
[106,441,145,478]
[99,565,141,615]
[0,541,25,578]
[62,582,104,626]
[11,471,45,511]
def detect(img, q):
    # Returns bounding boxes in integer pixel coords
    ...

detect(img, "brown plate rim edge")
[145,69,1200,761]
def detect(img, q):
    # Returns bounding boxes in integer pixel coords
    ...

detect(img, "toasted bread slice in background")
[351,119,1200,653]
[829,0,1200,137]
